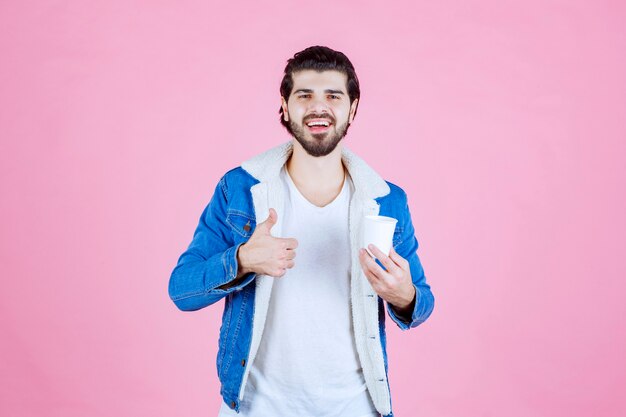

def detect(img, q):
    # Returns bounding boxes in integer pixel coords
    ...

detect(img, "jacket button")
[241,359,246,366]
[243,223,251,232]
[230,401,236,408]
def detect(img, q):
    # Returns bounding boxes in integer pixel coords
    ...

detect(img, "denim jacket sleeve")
[386,190,435,330]
[168,175,256,311]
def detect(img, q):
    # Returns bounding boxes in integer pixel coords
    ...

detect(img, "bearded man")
[168,45,435,417]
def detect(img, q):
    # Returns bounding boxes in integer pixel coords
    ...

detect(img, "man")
[168,45,435,417]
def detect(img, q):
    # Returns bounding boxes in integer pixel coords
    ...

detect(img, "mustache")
[303,114,334,124]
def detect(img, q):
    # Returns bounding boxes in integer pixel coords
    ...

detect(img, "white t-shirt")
[218,166,379,417]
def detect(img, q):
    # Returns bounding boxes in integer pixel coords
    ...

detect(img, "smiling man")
[281,69,356,158]
[168,45,435,417]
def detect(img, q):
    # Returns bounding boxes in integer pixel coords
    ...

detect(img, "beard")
[288,117,351,157]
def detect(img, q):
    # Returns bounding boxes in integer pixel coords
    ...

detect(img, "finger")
[261,208,277,232]
[273,264,288,277]
[358,249,376,277]
[389,246,409,270]
[359,248,387,282]
[268,207,277,220]
[358,254,380,283]
[367,244,401,274]
[363,268,382,290]
[281,237,298,250]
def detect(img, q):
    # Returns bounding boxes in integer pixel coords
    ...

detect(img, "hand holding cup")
[359,215,416,311]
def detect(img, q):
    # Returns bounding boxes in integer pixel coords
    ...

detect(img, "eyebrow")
[293,89,346,95]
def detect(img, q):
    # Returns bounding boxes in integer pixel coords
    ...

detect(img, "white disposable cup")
[362,215,398,258]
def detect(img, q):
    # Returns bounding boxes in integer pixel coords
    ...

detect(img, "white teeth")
[307,121,330,127]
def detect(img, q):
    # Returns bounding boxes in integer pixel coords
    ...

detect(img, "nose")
[307,96,329,115]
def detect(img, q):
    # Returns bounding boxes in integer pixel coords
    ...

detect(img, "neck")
[286,139,346,191]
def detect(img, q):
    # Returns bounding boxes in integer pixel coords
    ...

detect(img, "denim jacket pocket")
[226,209,256,239]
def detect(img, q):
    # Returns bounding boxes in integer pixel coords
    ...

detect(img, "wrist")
[395,285,416,311]
[236,243,252,275]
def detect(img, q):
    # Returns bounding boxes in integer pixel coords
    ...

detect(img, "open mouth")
[305,119,333,133]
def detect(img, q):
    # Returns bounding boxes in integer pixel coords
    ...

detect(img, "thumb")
[260,208,278,232]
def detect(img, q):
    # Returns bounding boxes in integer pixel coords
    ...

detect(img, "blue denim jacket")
[168,141,435,417]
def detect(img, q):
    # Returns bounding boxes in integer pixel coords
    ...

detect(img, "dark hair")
[279,45,361,133]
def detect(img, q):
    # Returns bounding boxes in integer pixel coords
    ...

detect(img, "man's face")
[281,70,359,157]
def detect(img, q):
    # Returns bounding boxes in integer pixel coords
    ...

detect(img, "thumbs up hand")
[237,208,298,278]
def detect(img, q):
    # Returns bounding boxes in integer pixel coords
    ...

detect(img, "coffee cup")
[362,215,398,259]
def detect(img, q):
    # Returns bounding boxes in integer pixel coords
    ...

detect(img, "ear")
[281,97,289,122]
[348,98,359,124]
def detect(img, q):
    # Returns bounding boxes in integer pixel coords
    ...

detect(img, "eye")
[329,95,340,100]
[298,94,311,99]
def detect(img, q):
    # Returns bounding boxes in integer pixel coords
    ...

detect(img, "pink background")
[1,1,625,416]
